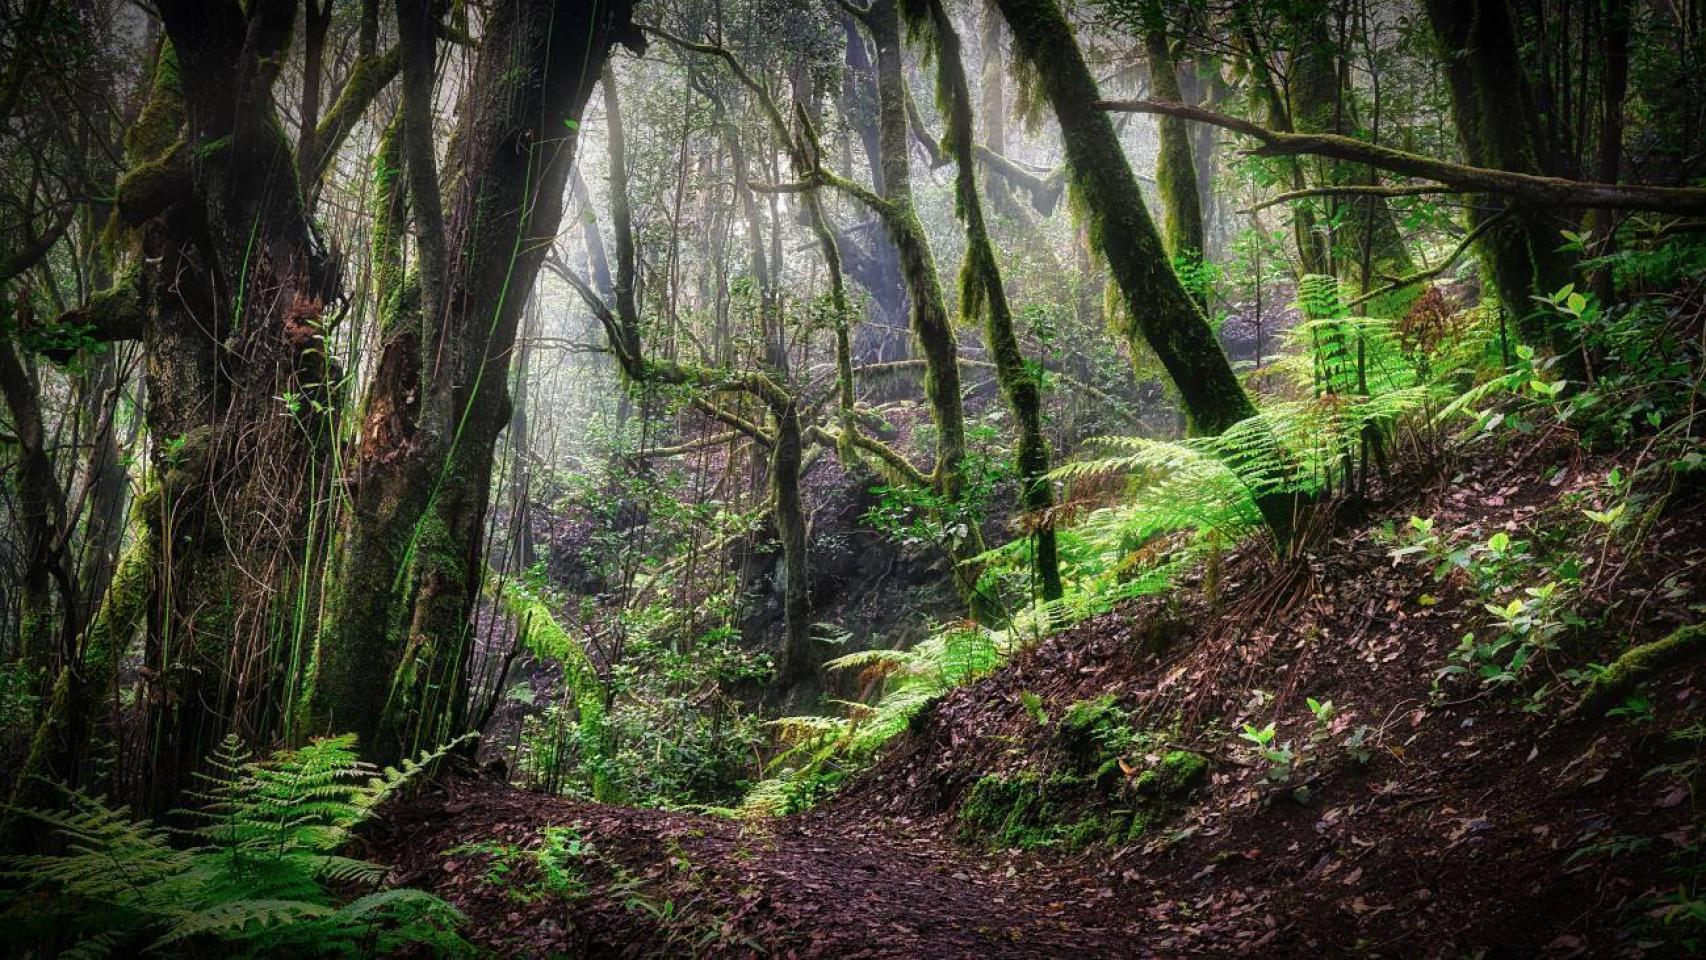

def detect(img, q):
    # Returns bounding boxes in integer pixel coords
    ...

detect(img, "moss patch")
[1056,695,1134,786]
[956,771,1146,850]
[1133,750,1208,799]
[956,743,1210,852]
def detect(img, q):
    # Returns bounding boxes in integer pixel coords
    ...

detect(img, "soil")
[372,426,1706,958]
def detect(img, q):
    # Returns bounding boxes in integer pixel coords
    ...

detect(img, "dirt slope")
[373,429,1706,957]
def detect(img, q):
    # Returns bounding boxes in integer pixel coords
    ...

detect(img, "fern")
[487,571,613,799]
[1,734,472,957]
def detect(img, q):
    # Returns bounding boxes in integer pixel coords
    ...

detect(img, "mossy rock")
[1132,750,1208,800]
[958,771,1059,849]
[1056,695,1133,781]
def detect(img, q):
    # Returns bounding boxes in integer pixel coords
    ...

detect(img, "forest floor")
[371,427,1706,958]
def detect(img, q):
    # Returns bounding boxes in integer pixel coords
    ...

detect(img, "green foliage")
[1057,695,1138,783]
[514,608,770,807]
[739,622,1010,816]
[1237,722,1296,785]
[865,420,1010,556]
[449,825,594,904]
[492,574,610,797]
[1,734,469,957]
[0,659,40,734]
[1389,516,1587,702]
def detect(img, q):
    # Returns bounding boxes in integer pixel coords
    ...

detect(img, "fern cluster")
[738,279,1502,820]
[2,734,469,958]
[739,622,1012,817]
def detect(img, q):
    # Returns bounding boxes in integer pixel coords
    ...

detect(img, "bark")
[1232,11,1328,276]
[1588,0,1631,305]
[507,297,539,573]
[843,0,994,616]
[0,335,73,675]
[1095,98,1706,216]
[838,13,911,356]
[1,518,151,852]
[321,0,642,762]
[1282,5,1413,284]
[1144,26,1206,276]
[770,400,814,685]
[1422,0,1577,353]
[851,0,969,498]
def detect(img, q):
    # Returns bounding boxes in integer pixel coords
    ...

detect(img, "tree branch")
[1097,98,1706,215]
[309,45,401,183]
[1344,209,1511,310]
[1246,183,1459,214]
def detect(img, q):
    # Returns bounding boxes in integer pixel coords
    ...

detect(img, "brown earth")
[372,426,1706,958]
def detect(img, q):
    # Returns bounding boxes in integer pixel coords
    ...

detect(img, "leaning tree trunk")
[319,0,642,762]
[992,0,1253,438]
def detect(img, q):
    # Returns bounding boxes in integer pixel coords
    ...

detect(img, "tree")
[903,0,1062,602]
[318,0,644,762]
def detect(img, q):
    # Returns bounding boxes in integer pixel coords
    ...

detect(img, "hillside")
[373,425,1706,957]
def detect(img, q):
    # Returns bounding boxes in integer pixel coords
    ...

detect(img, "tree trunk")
[320,0,641,762]
[992,0,1253,438]
[910,0,1062,603]
[1425,0,1577,356]
[1144,27,1205,271]
[1284,6,1413,287]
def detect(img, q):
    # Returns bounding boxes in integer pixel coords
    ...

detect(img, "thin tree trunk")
[910,0,1062,603]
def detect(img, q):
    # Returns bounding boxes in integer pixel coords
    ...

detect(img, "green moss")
[958,749,1204,851]
[1133,750,1208,799]
[958,772,1061,849]
[1056,695,1133,783]
[1575,624,1706,718]
[126,43,184,162]
[115,140,188,227]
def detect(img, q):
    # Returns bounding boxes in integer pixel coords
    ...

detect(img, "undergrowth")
[1,734,471,957]
[738,250,1706,826]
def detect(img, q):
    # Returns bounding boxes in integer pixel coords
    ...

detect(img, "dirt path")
[375,776,1131,958]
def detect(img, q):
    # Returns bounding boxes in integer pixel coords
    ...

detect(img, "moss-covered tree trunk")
[320,0,641,762]
[0,336,72,680]
[24,4,398,812]
[864,1,969,505]
[1425,0,1577,356]
[1,514,152,852]
[992,0,1252,438]
[909,0,1063,603]
[1143,27,1205,274]
[840,0,996,616]
[133,0,348,810]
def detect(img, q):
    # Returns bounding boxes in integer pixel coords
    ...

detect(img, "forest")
[1,0,1705,954]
